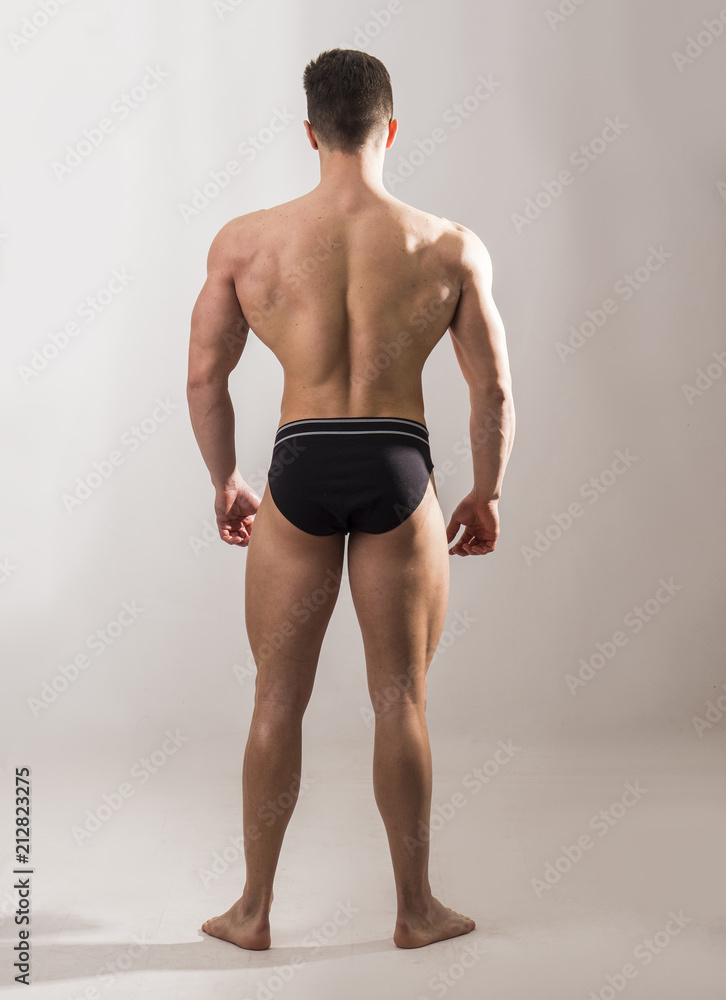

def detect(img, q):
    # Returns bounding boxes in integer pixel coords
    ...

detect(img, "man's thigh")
[245,484,346,708]
[346,475,450,703]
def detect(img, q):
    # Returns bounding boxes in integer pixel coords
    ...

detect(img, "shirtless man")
[187,48,515,951]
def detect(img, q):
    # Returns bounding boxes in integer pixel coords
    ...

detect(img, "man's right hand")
[446,493,500,556]
[214,478,261,547]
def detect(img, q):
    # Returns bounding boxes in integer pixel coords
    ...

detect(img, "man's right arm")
[446,228,515,555]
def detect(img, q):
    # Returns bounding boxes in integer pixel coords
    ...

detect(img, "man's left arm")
[187,224,260,546]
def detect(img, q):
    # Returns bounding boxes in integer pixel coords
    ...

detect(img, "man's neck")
[314,149,389,201]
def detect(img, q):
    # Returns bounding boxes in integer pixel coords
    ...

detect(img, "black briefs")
[266,416,435,536]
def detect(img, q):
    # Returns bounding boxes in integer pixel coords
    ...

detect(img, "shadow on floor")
[0,919,510,982]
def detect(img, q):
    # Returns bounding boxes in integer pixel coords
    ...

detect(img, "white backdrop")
[3,0,725,845]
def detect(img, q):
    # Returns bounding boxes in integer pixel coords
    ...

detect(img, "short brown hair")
[303,48,393,153]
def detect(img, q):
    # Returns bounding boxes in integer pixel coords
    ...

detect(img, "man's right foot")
[393,896,475,949]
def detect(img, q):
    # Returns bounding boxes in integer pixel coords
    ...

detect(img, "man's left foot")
[201,897,271,950]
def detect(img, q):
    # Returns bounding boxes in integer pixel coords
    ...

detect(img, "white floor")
[3,735,725,999]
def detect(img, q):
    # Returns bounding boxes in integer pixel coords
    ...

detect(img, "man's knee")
[369,670,425,717]
[254,683,312,715]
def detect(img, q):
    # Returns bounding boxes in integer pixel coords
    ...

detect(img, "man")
[187,48,515,951]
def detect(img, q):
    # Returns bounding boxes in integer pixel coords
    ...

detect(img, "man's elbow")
[186,369,228,397]
[468,378,513,403]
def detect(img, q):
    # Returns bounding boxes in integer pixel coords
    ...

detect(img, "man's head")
[303,48,394,154]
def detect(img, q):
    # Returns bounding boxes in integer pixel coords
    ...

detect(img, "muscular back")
[225,191,466,425]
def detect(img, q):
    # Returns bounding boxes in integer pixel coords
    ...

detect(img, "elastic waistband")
[274,416,429,447]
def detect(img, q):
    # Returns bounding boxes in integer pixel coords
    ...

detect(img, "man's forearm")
[469,388,515,501]
[186,380,241,489]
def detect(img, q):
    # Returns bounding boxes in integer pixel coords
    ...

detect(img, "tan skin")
[187,115,515,950]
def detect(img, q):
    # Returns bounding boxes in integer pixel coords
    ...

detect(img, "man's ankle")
[397,890,432,915]
[241,890,273,915]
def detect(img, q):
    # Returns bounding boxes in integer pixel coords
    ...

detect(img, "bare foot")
[394,896,475,949]
[201,896,271,950]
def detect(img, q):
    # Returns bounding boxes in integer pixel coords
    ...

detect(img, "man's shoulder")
[212,195,311,251]
[208,205,283,267]
[437,218,491,276]
[215,207,269,242]
[436,216,482,246]
[424,215,489,275]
